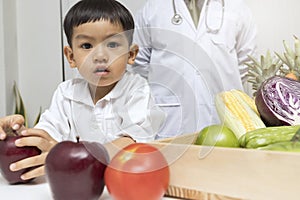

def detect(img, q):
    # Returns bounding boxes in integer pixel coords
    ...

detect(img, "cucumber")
[258,141,300,152]
[239,125,300,148]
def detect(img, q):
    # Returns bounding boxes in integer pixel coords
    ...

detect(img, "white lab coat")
[131,0,257,138]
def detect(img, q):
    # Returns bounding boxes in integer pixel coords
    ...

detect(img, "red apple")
[0,135,41,184]
[45,137,109,200]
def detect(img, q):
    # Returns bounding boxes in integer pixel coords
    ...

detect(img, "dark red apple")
[0,135,41,184]
[45,137,109,200]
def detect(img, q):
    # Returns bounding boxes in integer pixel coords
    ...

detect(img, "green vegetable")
[258,141,300,152]
[239,125,300,148]
[13,82,41,127]
[258,128,300,152]
[290,127,300,142]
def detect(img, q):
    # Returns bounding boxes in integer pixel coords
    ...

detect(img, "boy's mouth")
[94,67,109,73]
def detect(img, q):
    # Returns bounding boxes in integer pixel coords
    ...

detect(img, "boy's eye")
[107,42,120,48]
[81,43,93,49]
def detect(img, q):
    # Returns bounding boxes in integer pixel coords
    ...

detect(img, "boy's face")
[64,20,137,88]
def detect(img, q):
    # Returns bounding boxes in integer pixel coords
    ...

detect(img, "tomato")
[195,124,239,148]
[104,143,170,200]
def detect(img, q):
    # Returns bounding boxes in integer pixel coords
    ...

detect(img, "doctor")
[131,0,257,139]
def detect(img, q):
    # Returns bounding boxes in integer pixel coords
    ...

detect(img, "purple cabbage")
[255,76,300,126]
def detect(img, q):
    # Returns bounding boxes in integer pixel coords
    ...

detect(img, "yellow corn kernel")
[221,92,255,132]
[231,89,259,115]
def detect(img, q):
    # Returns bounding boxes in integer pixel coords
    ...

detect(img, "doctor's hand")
[0,114,26,140]
[9,128,58,180]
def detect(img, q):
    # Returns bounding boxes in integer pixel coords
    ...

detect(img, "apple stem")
[5,128,18,136]
[76,136,80,143]
[12,130,18,136]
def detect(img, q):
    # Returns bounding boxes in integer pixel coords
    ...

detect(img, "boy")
[0,0,165,181]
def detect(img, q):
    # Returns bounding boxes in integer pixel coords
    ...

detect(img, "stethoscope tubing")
[171,0,224,33]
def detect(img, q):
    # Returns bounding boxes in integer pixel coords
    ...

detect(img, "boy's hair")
[63,0,134,47]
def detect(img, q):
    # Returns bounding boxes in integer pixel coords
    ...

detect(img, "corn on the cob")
[215,89,266,139]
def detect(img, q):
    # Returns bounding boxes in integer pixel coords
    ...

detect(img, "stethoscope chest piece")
[172,13,183,25]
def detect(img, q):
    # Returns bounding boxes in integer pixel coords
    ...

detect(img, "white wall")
[0,0,5,117]
[1,0,300,125]
[15,0,63,126]
[245,0,300,56]
[0,0,18,117]
[119,0,146,14]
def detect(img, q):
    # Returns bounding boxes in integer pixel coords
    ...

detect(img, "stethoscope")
[171,0,224,34]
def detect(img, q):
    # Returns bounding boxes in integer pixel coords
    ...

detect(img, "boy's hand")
[0,115,26,140]
[9,128,58,180]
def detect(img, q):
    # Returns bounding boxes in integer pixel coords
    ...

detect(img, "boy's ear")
[127,44,139,65]
[64,46,76,68]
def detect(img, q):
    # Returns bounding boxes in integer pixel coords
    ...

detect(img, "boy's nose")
[92,46,108,63]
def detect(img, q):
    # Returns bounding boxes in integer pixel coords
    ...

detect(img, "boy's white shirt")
[35,71,166,143]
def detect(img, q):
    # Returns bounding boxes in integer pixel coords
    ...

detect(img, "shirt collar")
[62,72,129,106]
[106,72,128,100]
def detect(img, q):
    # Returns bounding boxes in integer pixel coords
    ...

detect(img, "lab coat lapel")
[176,0,197,31]
[196,0,209,38]
[176,0,208,31]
